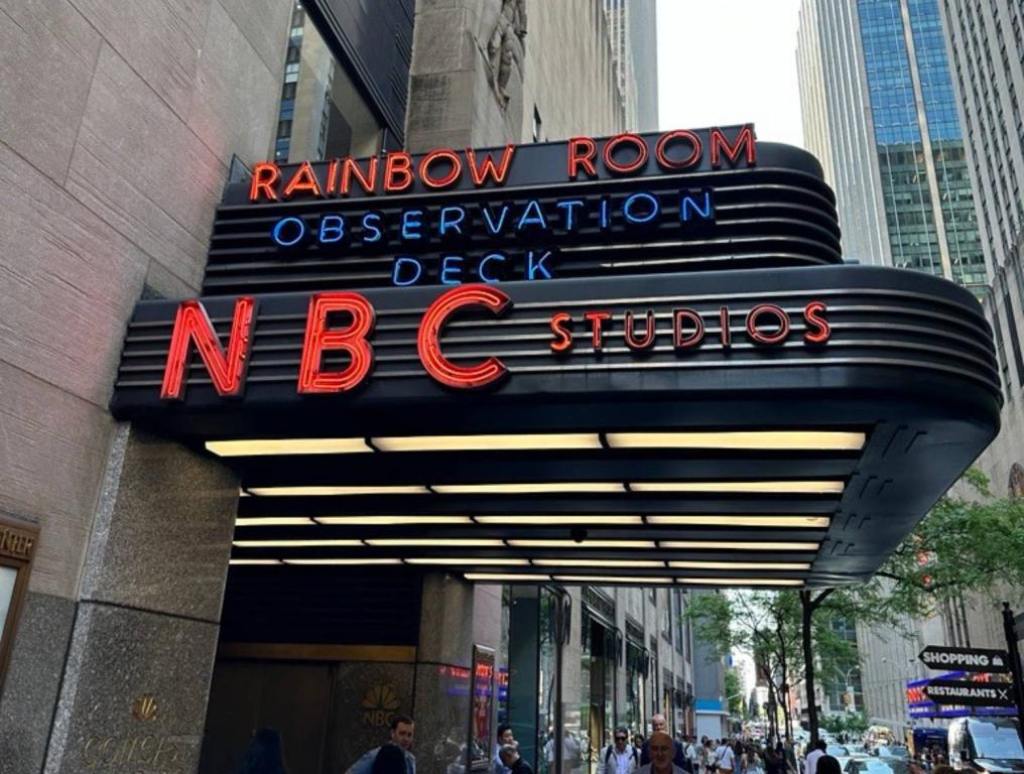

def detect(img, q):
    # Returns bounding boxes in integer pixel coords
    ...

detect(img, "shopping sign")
[923,679,1016,707]
[919,646,1011,673]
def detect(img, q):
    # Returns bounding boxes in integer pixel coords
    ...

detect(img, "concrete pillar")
[413,574,504,774]
[41,426,238,774]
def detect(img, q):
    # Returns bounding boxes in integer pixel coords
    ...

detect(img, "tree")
[685,591,860,741]
[725,668,744,717]
[873,470,1024,605]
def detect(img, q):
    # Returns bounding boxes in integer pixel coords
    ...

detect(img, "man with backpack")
[603,726,640,774]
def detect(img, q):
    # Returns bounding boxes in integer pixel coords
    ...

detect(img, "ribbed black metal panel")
[115,266,999,406]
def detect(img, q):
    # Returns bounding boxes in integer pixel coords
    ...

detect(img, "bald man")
[640,716,690,772]
[638,732,689,774]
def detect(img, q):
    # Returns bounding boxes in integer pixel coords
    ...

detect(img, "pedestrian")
[803,741,826,774]
[815,757,840,774]
[715,739,735,774]
[735,741,747,774]
[638,731,689,774]
[686,736,702,774]
[346,715,416,774]
[602,726,641,774]
[641,715,690,771]
[500,744,535,774]
[765,747,785,774]
[372,746,409,774]
[236,728,288,774]
[495,724,517,774]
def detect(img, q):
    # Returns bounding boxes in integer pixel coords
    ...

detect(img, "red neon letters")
[298,292,376,393]
[161,297,256,400]
[466,145,516,186]
[547,302,829,352]
[418,285,512,389]
[419,149,462,189]
[710,125,757,168]
[250,146,517,201]
[160,292,826,398]
[248,126,755,201]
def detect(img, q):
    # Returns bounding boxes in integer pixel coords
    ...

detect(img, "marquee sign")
[116,123,855,407]
[110,125,1001,588]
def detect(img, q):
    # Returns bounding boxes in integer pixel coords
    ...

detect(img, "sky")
[656,0,806,148]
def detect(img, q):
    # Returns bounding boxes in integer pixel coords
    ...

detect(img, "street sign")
[924,680,1016,707]
[919,646,1012,673]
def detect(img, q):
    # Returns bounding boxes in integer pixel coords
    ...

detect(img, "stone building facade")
[0,2,678,773]
[0,1,291,772]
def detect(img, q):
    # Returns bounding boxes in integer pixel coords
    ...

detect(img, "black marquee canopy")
[110,126,1001,588]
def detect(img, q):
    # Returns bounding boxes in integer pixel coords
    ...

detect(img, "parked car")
[844,756,910,774]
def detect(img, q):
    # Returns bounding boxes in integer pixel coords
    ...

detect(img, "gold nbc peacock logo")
[361,684,401,727]
[131,694,158,722]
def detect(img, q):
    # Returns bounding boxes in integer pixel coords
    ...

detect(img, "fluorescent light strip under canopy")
[630,481,845,494]
[248,485,430,496]
[605,431,865,451]
[208,438,372,456]
[556,576,674,584]
[432,482,626,495]
[248,482,843,497]
[532,559,665,568]
[507,539,656,549]
[233,539,362,548]
[235,517,315,527]
[474,515,642,525]
[229,559,282,566]
[660,540,819,551]
[284,558,403,566]
[465,573,553,582]
[372,433,602,452]
[233,514,825,528]
[645,515,831,528]
[317,516,473,525]
[676,578,805,587]
[365,538,505,547]
[208,430,865,456]
[668,561,812,571]
[405,558,529,566]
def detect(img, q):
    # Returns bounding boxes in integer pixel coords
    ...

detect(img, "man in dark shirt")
[500,744,534,774]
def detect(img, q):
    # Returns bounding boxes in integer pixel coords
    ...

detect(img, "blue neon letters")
[269,188,715,285]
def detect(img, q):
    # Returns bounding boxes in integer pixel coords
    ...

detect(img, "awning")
[109,127,1000,588]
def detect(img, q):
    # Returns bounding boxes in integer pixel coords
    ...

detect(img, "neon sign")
[248,128,754,201]
[158,284,830,398]
[248,126,755,287]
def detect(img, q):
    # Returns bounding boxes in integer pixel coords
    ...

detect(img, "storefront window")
[625,640,645,735]
[0,520,36,692]
[660,590,672,645]
[539,589,559,774]
[0,566,17,643]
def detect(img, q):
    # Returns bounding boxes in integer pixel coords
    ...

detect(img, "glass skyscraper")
[798,0,987,290]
